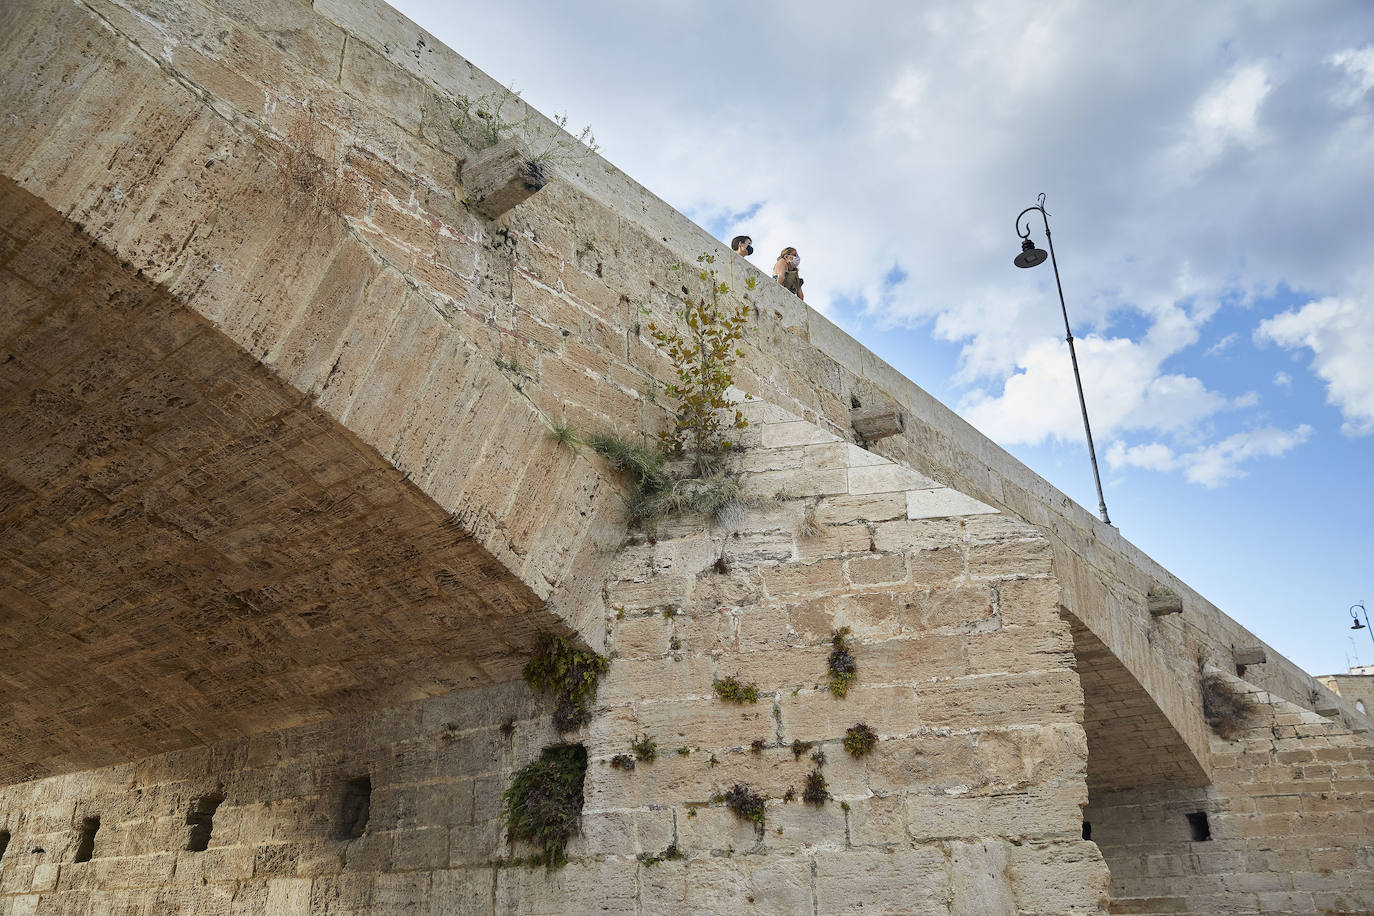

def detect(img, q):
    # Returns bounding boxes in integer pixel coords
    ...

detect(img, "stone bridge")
[2,0,1370,913]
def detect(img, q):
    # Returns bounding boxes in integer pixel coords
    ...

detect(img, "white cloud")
[960,334,1230,446]
[1106,441,1180,473]
[1107,424,1312,487]
[1274,370,1292,388]
[1328,45,1374,106]
[1206,332,1238,356]
[1195,65,1271,145]
[1157,63,1272,187]
[1182,425,1313,487]
[1257,296,1374,435]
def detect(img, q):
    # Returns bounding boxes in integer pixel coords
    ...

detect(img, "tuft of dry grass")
[1201,672,1254,740]
[274,109,364,219]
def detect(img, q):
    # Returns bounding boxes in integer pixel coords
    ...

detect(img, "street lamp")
[1014,193,1111,526]
[1351,602,1373,647]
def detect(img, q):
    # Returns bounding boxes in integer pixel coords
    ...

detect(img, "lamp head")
[1355,619,1368,631]
[1015,238,1048,269]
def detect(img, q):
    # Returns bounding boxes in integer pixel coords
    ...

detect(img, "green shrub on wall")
[502,744,588,868]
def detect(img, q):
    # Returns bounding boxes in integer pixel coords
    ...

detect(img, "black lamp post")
[1351,602,1373,647]
[1014,193,1111,526]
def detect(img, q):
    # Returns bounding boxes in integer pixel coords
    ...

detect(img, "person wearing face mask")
[772,247,804,301]
[731,235,754,258]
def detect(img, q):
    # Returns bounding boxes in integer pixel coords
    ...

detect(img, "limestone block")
[461,138,547,220]
[813,847,952,915]
[813,492,907,525]
[849,462,939,495]
[374,872,432,912]
[494,858,638,914]
[907,487,999,520]
[640,856,815,916]
[795,524,876,562]
[265,878,313,915]
[568,809,673,858]
[845,793,907,845]
[596,654,714,706]
[950,839,1016,915]
[787,592,901,641]
[1233,646,1268,667]
[1147,592,1184,616]
[761,419,837,448]
[966,537,1053,579]
[846,552,909,587]
[392,827,449,871]
[431,868,495,916]
[635,698,774,749]
[872,518,963,553]
[851,404,904,441]
[779,685,921,744]
[903,585,996,632]
[763,798,846,847]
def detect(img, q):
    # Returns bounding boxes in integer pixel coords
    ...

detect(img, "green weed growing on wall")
[502,743,587,868]
[523,632,610,732]
[827,627,857,698]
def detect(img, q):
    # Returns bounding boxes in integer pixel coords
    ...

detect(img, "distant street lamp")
[1351,602,1373,647]
[1014,193,1111,525]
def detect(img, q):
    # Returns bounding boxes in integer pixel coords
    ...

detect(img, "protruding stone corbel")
[460,137,547,220]
[851,405,904,442]
[1313,694,1341,717]
[1233,646,1267,667]
[1147,585,1183,616]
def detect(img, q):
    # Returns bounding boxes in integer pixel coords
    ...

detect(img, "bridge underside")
[0,178,546,784]
[1070,615,1209,794]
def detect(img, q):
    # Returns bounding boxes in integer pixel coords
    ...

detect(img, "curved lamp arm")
[1016,192,1049,241]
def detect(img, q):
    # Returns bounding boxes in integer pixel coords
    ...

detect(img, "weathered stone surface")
[460,138,547,220]
[2,0,1370,913]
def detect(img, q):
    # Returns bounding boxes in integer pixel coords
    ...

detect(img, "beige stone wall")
[3,0,1370,912]
[3,0,1360,797]
[582,399,1108,914]
[0,677,556,915]
[1084,671,1374,916]
[0,398,1112,914]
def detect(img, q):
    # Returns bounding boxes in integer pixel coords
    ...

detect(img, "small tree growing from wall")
[649,255,751,469]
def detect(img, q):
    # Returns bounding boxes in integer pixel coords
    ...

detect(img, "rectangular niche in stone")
[186,793,225,852]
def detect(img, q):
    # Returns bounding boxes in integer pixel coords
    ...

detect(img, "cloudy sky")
[393,0,1374,678]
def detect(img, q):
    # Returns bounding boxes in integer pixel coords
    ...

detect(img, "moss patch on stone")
[802,769,829,806]
[827,627,856,698]
[713,676,759,704]
[843,723,878,758]
[724,784,767,826]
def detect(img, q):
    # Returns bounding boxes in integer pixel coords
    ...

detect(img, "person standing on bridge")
[773,247,804,301]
